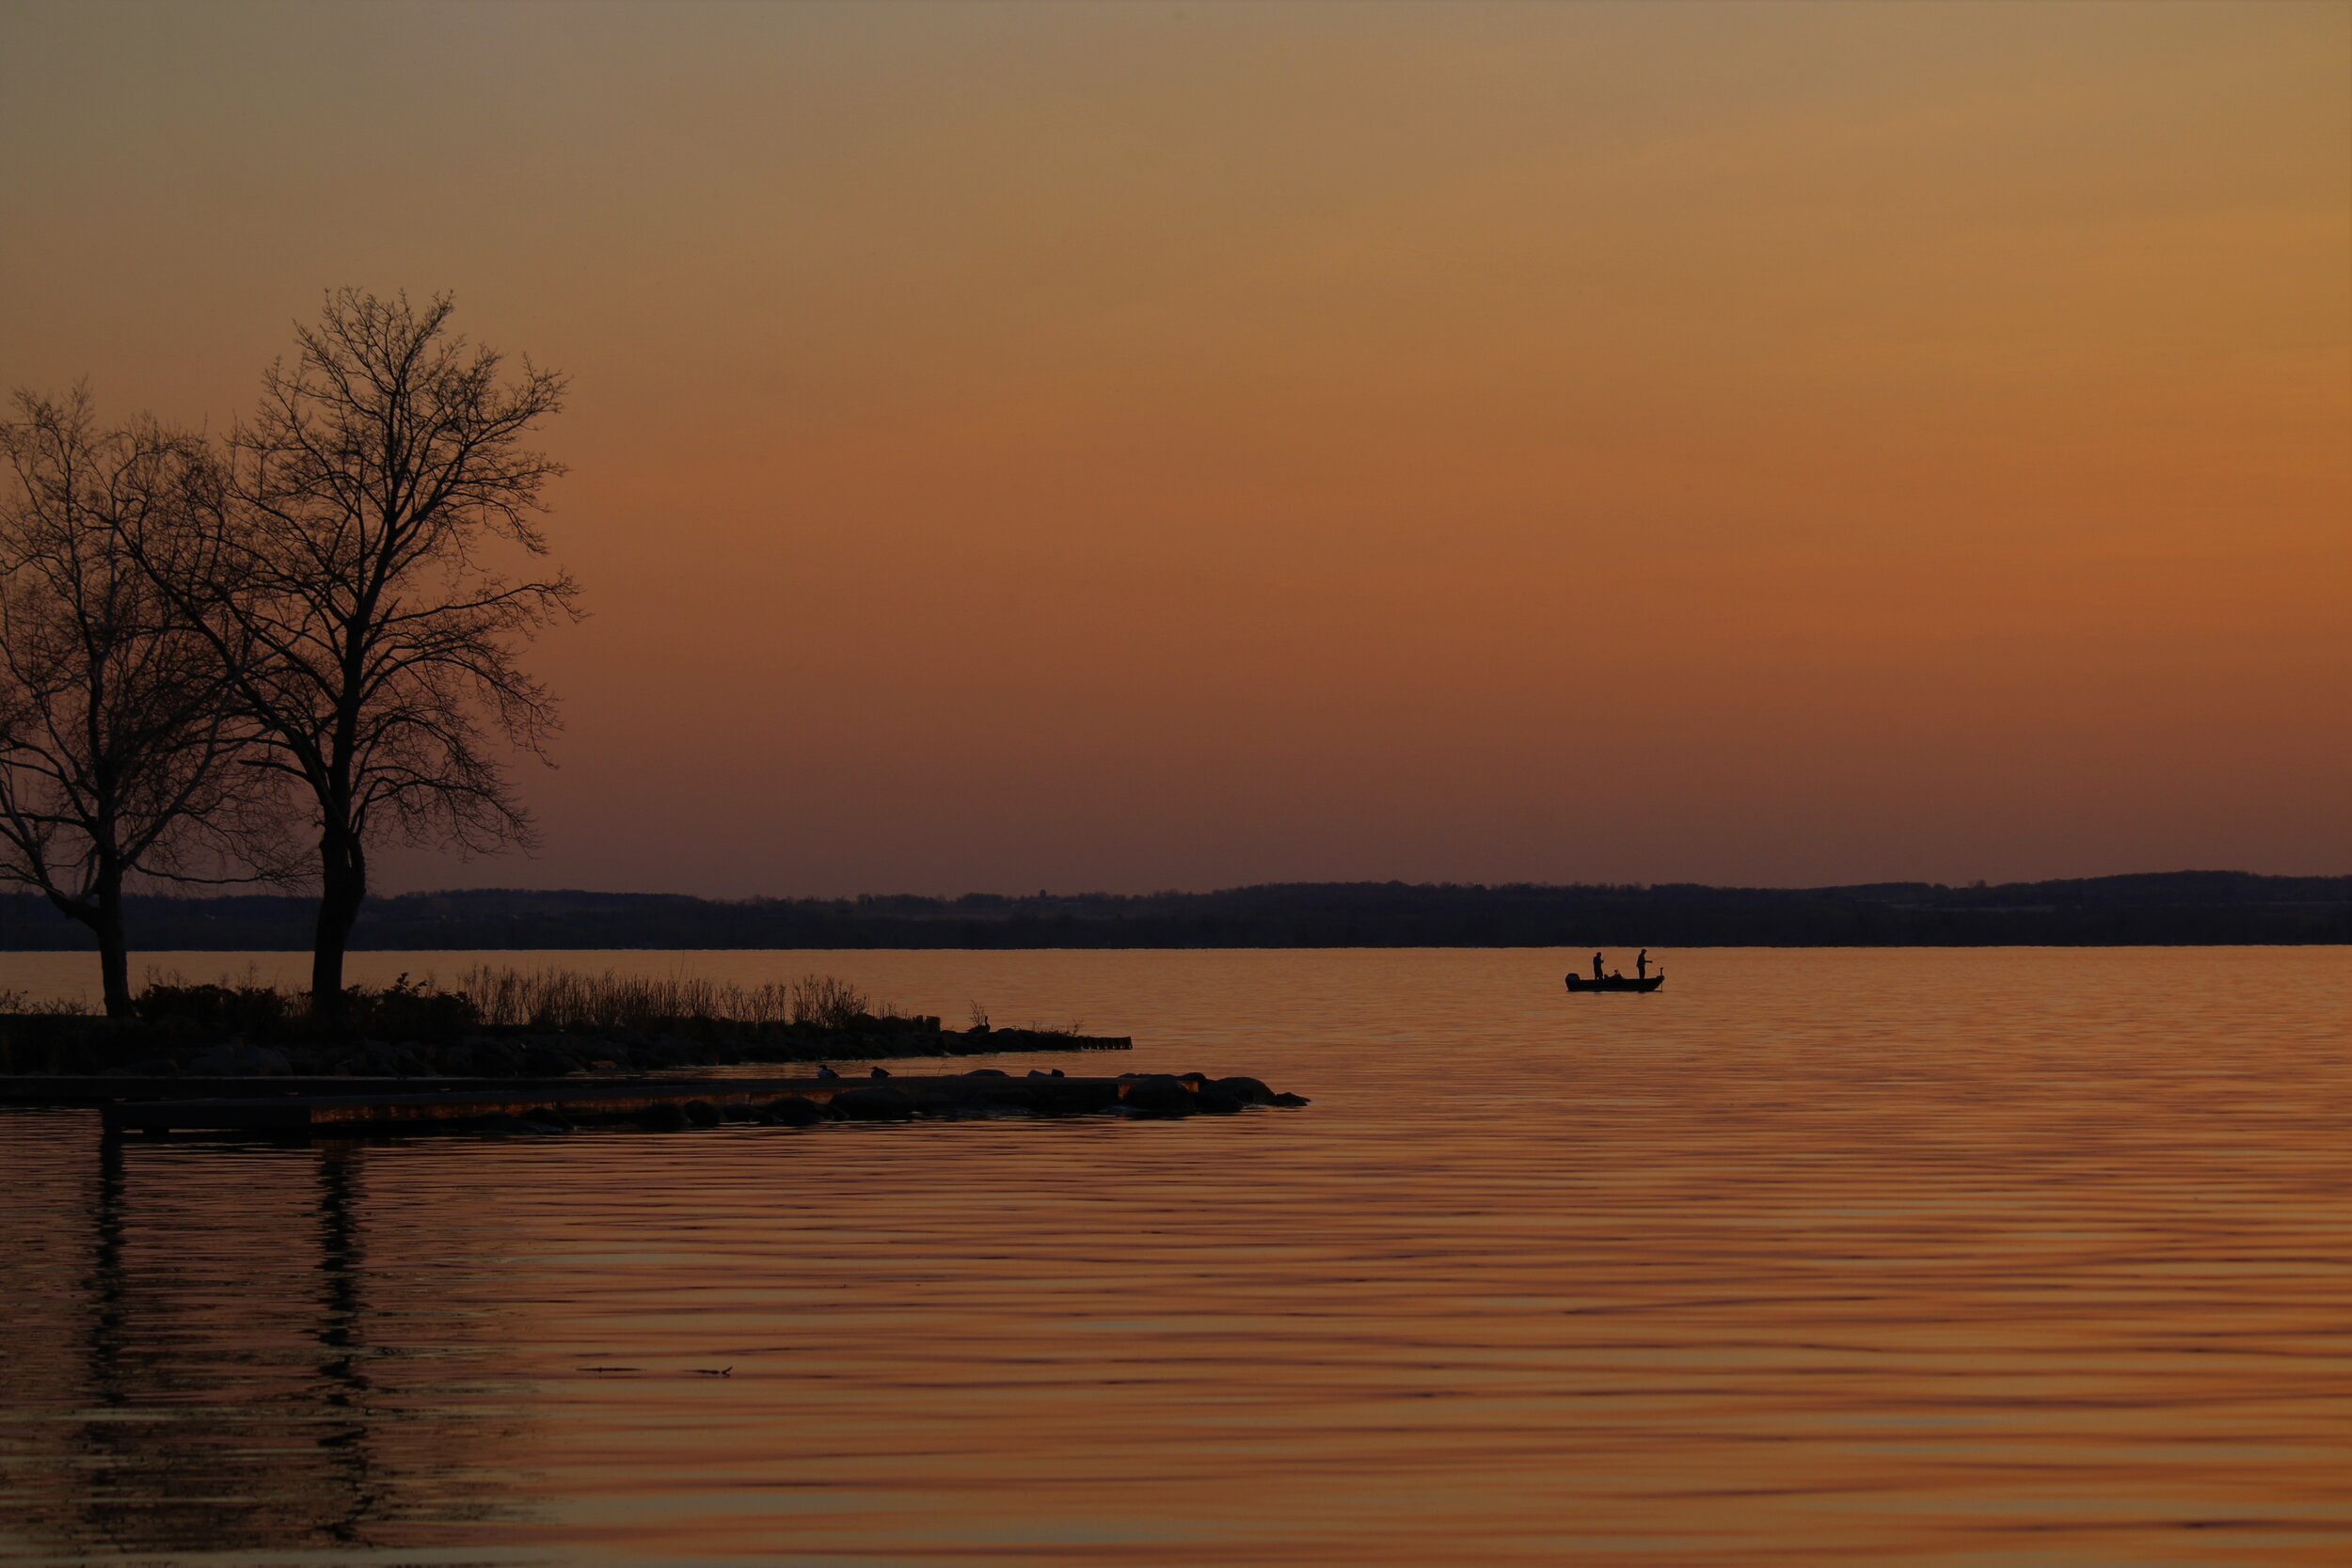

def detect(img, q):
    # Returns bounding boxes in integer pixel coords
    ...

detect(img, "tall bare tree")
[0,388,246,1015]
[151,290,578,1013]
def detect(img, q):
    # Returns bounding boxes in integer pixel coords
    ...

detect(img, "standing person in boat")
[1637,949,1650,980]
[1592,951,1604,981]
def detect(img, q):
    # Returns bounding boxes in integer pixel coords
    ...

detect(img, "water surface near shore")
[3,947,2348,1565]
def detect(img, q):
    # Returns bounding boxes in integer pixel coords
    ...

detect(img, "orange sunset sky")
[2,1,2346,896]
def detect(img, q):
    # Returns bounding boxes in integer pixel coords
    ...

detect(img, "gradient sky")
[2,1,2345,895]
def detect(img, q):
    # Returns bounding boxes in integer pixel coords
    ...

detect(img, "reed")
[1,966,905,1038]
[454,964,890,1032]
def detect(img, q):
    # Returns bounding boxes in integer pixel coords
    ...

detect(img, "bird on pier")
[816,1064,839,1080]
[868,1066,892,1079]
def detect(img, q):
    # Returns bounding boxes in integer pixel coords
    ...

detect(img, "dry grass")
[455,965,888,1032]
[0,987,90,1017]
[0,966,903,1035]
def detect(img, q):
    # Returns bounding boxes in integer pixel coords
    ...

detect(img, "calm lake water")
[2,947,2348,1566]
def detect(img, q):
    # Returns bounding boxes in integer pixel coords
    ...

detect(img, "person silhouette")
[1637,949,1649,980]
[1592,951,1604,981]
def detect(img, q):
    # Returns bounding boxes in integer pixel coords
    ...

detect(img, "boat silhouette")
[1565,972,1663,993]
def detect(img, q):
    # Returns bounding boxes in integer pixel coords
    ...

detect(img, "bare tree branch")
[0,386,272,1015]
[141,290,580,1014]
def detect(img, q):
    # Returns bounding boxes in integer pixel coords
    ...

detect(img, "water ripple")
[2,946,2347,1564]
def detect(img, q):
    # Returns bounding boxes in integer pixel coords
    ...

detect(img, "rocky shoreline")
[0,1013,1128,1081]
[86,1069,1310,1138]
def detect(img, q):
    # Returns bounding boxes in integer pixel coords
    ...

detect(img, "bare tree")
[151,290,578,1014]
[0,388,246,1015]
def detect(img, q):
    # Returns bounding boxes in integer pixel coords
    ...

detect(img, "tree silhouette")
[151,291,578,1013]
[0,388,246,1014]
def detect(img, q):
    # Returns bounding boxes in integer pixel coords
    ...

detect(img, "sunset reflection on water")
[3,947,2347,1564]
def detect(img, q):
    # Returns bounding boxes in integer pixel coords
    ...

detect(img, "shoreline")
[0,1016,1130,1082]
[9,1069,1312,1137]
[7,872,2347,952]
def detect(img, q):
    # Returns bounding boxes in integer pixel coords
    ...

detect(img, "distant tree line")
[0,292,575,1015]
[3,873,2344,954]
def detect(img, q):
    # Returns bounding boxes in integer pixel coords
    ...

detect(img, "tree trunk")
[311,832,366,1016]
[44,859,134,1020]
[93,874,132,1020]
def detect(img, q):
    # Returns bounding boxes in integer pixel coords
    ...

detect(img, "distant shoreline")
[4,873,2345,952]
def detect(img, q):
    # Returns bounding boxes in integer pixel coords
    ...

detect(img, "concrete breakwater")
[96,1069,1309,1137]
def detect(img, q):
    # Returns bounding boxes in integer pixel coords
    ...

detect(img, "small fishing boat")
[1565,973,1663,993]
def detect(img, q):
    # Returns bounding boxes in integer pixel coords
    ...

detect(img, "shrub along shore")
[0,966,1127,1079]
